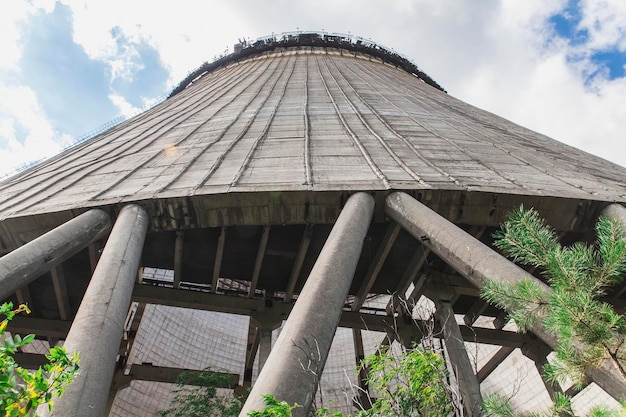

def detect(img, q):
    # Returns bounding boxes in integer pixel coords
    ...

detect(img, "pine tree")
[480,207,626,402]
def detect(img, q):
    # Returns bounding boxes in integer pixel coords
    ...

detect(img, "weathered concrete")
[602,203,626,227]
[436,301,483,416]
[385,191,626,401]
[239,192,375,417]
[0,209,111,300]
[41,204,149,417]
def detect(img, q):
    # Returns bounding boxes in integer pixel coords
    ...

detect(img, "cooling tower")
[1,32,625,416]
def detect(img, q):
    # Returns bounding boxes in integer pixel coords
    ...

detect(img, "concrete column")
[0,209,111,300]
[239,192,375,417]
[41,204,149,417]
[258,326,272,371]
[385,191,626,401]
[602,203,626,226]
[436,301,482,416]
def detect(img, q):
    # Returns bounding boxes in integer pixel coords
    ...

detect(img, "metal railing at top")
[169,30,445,98]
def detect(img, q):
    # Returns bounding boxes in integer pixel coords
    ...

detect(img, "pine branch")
[493,207,558,269]
[594,216,626,287]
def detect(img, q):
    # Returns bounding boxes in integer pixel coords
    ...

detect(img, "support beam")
[258,326,272,371]
[239,192,375,417]
[385,191,626,400]
[477,347,515,383]
[173,231,184,289]
[119,302,146,371]
[248,226,271,297]
[51,265,71,320]
[522,342,564,400]
[88,241,103,273]
[128,363,239,387]
[243,320,260,388]
[352,329,372,409]
[436,301,483,417]
[0,209,111,300]
[17,356,239,388]
[211,227,226,293]
[41,204,148,417]
[285,225,312,301]
[7,315,71,339]
[352,223,400,311]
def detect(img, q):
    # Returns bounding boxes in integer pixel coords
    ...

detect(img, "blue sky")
[1,0,626,177]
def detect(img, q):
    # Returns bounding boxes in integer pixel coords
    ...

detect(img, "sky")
[1,0,626,179]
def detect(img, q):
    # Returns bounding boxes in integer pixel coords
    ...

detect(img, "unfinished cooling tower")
[1,32,625,417]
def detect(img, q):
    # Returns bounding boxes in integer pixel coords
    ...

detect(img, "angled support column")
[436,301,482,417]
[385,191,626,401]
[41,204,149,417]
[0,209,111,300]
[239,192,375,417]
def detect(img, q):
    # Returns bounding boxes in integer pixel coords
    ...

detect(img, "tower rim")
[168,31,446,98]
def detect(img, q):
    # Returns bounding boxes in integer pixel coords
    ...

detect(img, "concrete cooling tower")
[1,32,625,416]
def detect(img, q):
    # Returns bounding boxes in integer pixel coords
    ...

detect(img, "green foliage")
[482,393,626,417]
[246,394,300,417]
[158,367,243,417]
[358,345,453,417]
[1,302,80,417]
[482,207,626,387]
[248,344,454,417]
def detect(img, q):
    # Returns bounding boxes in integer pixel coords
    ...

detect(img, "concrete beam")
[239,192,375,417]
[248,226,271,297]
[437,301,482,417]
[173,231,184,289]
[6,315,71,339]
[0,209,111,300]
[127,363,239,387]
[476,347,515,383]
[51,265,71,320]
[352,223,400,311]
[385,191,626,401]
[132,284,292,317]
[42,204,149,417]
[243,320,260,388]
[285,225,312,301]
[211,227,226,293]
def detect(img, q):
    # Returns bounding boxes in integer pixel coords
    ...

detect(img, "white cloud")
[0,2,34,70]
[59,0,251,87]
[578,0,626,51]
[0,82,69,175]
[108,93,141,118]
[0,1,58,70]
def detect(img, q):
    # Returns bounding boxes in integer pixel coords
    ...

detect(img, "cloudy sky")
[1,0,625,178]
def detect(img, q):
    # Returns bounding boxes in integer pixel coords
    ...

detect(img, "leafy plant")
[1,302,80,417]
[247,394,300,417]
[481,207,626,387]
[358,345,453,417]
[247,343,455,417]
[482,392,626,417]
[158,367,244,417]
[480,207,626,416]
